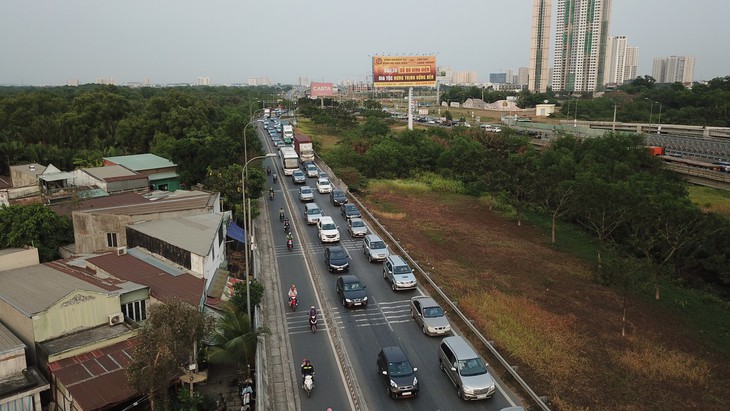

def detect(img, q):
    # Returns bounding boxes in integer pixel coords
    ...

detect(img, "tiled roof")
[49,338,138,410]
[87,251,204,306]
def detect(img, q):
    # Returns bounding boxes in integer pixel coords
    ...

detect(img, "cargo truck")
[294,135,315,163]
[282,124,294,143]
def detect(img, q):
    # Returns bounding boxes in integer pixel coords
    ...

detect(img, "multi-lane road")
[258,122,524,411]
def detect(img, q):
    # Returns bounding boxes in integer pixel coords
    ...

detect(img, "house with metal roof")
[71,190,220,254]
[0,322,49,411]
[73,165,149,194]
[103,153,180,191]
[126,213,226,293]
[3,163,45,206]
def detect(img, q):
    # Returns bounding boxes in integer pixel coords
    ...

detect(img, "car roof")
[381,346,408,362]
[412,296,438,307]
[365,234,382,241]
[339,274,360,283]
[387,254,408,265]
[332,188,345,194]
[319,216,335,223]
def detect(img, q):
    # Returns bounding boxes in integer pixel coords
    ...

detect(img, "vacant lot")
[360,182,729,411]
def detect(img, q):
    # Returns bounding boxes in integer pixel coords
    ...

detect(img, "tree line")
[310,107,730,299]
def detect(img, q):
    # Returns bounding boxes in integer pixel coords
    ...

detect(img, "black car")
[336,274,367,308]
[330,188,347,206]
[377,346,419,399]
[325,245,349,273]
[340,203,361,221]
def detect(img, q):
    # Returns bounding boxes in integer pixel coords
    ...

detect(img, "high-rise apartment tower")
[552,0,612,92]
[528,0,552,93]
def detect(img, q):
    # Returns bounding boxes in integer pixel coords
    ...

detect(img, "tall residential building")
[552,0,613,93]
[518,67,530,86]
[490,73,508,84]
[604,36,638,85]
[452,71,478,84]
[528,0,552,93]
[652,56,695,84]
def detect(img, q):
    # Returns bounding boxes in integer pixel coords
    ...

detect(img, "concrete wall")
[0,346,26,378]
[0,247,39,270]
[0,299,36,361]
[34,290,121,343]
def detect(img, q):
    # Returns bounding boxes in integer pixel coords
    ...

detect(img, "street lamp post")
[657,102,663,130]
[241,153,277,323]
[645,98,655,125]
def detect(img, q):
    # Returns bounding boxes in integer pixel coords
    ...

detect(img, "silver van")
[304,203,322,225]
[437,336,496,400]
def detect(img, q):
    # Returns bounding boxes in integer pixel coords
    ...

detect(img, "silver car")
[410,296,451,336]
[347,218,368,238]
[383,255,417,291]
[363,234,389,263]
[299,186,314,202]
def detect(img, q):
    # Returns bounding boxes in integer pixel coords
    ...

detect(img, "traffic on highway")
[257,116,525,411]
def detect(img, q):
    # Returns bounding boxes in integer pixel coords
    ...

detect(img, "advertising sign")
[372,55,437,87]
[310,82,333,98]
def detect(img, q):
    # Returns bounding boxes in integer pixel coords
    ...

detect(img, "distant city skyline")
[1,0,728,87]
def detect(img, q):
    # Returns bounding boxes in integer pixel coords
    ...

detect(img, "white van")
[437,336,496,400]
[304,203,322,225]
[317,216,340,243]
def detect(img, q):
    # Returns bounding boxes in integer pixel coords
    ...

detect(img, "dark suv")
[377,346,419,399]
[330,188,348,206]
[341,203,361,221]
[336,274,368,308]
[325,245,349,273]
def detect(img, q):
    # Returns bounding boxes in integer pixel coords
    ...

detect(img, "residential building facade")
[652,56,695,84]
[529,0,552,93]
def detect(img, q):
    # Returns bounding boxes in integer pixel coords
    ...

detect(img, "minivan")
[437,336,496,400]
[383,255,417,291]
[304,203,322,225]
[376,346,419,399]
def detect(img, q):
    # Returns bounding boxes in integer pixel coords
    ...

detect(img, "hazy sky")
[2,0,728,86]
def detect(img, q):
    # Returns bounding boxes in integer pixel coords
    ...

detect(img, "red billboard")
[310,82,333,98]
[372,55,437,87]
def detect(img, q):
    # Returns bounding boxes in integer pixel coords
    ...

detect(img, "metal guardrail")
[341,188,551,410]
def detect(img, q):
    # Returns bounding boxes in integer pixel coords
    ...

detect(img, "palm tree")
[207,302,267,378]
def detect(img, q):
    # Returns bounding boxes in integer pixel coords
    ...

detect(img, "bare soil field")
[360,187,729,411]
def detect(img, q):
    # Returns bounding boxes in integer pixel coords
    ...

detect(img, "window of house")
[107,232,118,248]
[122,299,148,322]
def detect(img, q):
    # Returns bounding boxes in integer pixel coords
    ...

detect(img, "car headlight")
[463,386,475,395]
[345,298,352,303]
[413,377,418,385]
[390,380,398,389]
[362,296,368,301]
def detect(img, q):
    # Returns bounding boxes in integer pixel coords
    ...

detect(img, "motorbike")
[309,314,317,334]
[266,166,271,176]
[289,296,298,311]
[279,211,285,222]
[287,238,293,250]
[283,221,290,232]
[273,173,278,183]
[303,373,315,397]
[269,190,274,200]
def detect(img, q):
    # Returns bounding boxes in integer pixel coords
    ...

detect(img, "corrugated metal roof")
[83,165,140,180]
[148,171,179,181]
[0,321,25,354]
[49,338,138,410]
[10,163,46,177]
[128,213,222,256]
[103,154,176,171]
[87,250,204,306]
[0,264,113,316]
[78,190,215,217]
[38,171,74,182]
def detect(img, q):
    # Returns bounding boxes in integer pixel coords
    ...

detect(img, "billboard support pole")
[408,87,413,131]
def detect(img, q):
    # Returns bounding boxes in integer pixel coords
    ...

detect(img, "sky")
[1,0,728,86]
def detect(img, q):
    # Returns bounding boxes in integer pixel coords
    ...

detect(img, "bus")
[279,146,299,175]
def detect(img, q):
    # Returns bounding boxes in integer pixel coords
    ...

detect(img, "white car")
[299,186,314,202]
[317,216,340,243]
[316,178,332,194]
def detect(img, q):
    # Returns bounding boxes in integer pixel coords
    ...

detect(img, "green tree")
[229,279,265,315]
[207,302,267,378]
[0,203,74,262]
[126,299,214,411]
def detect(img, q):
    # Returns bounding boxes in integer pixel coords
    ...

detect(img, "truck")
[294,134,315,163]
[264,108,271,118]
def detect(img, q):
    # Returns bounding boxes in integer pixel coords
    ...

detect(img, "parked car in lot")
[330,188,347,205]
[317,216,340,243]
[316,178,332,194]
[340,203,361,221]
[292,170,306,184]
[363,234,388,262]
[324,245,349,273]
[336,274,368,308]
[383,255,417,291]
[410,296,451,336]
[347,218,368,238]
[376,346,419,399]
[303,162,319,178]
[438,336,496,400]
[299,186,314,202]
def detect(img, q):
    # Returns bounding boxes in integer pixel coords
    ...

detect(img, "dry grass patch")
[370,209,406,220]
[616,341,711,386]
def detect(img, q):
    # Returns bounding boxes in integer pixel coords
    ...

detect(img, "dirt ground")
[360,189,729,411]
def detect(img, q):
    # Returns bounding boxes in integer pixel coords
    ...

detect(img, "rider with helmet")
[286,231,293,241]
[288,284,298,302]
[308,305,317,319]
[300,359,314,387]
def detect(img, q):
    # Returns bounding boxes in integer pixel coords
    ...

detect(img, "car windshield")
[458,358,487,377]
[423,307,444,318]
[388,361,414,377]
[331,250,346,259]
[307,164,317,171]
[322,223,336,230]
[334,191,344,197]
[371,241,385,249]
[351,220,364,228]
[301,188,311,193]
[394,265,411,274]
[294,171,303,176]
[345,281,363,291]
[318,180,329,186]
[307,208,320,215]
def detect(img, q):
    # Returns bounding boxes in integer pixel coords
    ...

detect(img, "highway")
[257,122,524,411]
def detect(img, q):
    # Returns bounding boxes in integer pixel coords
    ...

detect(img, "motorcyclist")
[300,359,314,387]
[288,284,298,306]
[286,231,293,242]
[266,165,271,175]
[279,208,285,222]
[283,218,290,231]
[273,173,278,183]
[269,187,275,199]
[308,305,317,319]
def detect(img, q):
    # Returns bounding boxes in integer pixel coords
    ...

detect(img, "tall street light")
[645,98,655,125]
[241,153,277,323]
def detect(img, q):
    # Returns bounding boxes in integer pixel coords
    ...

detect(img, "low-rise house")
[72,165,149,194]
[0,322,49,411]
[103,154,179,191]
